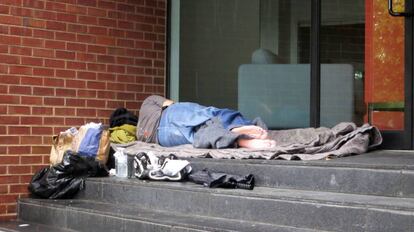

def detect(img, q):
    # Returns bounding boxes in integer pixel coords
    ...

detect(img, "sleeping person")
[136,95,276,149]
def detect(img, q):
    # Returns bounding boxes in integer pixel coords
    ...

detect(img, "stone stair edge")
[122,150,414,170]
[18,198,321,232]
[83,177,414,212]
[0,220,78,232]
[184,157,414,171]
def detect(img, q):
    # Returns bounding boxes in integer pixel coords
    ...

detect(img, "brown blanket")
[119,122,382,161]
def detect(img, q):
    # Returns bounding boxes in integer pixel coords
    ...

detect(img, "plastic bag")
[50,123,110,166]
[28,166,84,199]
[75,123,110,165]
[28,150,108,199]
[49,127,77,165]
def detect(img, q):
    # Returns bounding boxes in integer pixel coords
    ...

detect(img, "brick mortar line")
[0,27,167,42]
[0,3,166,19]
[0,72,165,78]
[3,85,164,92]
[0,46,167,58]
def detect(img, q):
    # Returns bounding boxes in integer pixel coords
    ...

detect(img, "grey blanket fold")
[119,122,382,161]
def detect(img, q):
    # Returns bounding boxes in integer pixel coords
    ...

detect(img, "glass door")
[169,0,413,149]
[318,0,412,149]
[171,0,312,129]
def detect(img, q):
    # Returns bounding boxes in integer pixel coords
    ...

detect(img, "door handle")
[388,0,412,17]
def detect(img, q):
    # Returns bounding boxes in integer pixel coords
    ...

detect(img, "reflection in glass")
[319,0,365,127]
[177,0,311,128]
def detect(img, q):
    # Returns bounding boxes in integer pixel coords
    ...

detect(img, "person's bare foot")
[231,125,268,139]
[237,138,276,149]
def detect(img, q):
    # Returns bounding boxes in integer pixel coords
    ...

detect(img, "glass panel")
[319,0,365,127]
[320,0,404,130]
[176,0,311,129]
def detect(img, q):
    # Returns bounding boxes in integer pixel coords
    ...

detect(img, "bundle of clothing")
[109,108,138,144]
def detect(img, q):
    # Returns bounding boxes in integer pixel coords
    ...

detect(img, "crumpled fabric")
[109,124,137,144]
[193,116,269,148]
[28,150,108,199]
[109,107,138,128]
[193,117,244,149]
[119,122,382,161]
[188,169,255,190]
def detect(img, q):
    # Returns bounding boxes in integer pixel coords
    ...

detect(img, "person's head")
[251,48,280,64]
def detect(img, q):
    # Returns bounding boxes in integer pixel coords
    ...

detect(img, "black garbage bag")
[188,169,255,190]
[28,166,85,199]
[28,150,108,199]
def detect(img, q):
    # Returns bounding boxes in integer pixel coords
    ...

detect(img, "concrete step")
[17,151,414,231]
[71,177,414,231]
[186,150,414,197]
[0,220,77,232]
[18,198,318,232]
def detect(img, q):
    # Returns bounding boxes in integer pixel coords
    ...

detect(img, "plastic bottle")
[115,151,128,178]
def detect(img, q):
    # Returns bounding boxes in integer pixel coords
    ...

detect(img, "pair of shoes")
[133,152,151,179]
[133,152,192,181]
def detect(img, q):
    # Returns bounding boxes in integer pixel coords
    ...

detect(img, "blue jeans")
[157,102,253,147]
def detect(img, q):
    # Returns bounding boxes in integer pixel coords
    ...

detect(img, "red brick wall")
[0,0,166,221]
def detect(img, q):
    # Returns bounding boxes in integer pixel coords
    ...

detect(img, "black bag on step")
[28,150,108,199]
